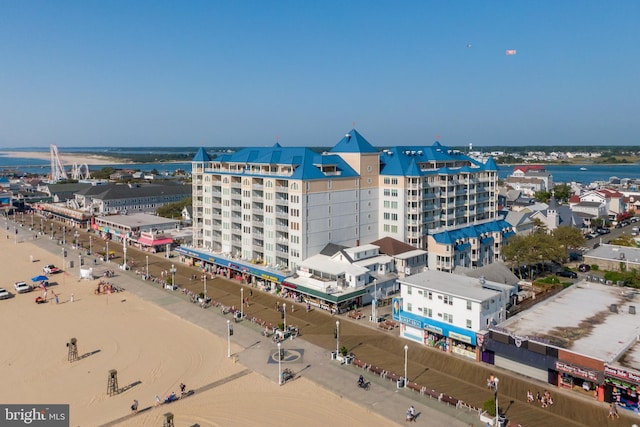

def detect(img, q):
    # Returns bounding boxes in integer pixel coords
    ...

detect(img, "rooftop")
[498,280,640,366]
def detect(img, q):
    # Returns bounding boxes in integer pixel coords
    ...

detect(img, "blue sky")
[1,1,638,148]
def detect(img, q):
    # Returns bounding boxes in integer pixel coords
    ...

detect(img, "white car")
[14,281,32,294]
[43,264,61,274]
[0,288,10,300]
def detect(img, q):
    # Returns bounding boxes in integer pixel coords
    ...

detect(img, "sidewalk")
[18,221,482,426]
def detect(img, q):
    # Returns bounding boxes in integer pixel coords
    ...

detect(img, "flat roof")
[584,243,640,265]
[498,280,640,366]
[95,213,180,229]
[399,269,510,302]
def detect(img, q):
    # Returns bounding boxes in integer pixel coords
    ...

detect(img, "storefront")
[176,246,288,288]
[555,361,602,396]
[604,365,640,411]
[280,281,367,314]
[393,298,477,359]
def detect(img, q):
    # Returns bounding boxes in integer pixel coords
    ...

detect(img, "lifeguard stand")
[107,369,119,396]
[67,337,78,362]
[163,412,174,427]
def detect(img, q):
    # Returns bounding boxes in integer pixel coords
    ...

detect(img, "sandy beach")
[0,150,127,166]
[0,232,397,426]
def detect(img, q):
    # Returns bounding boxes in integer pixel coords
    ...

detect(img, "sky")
[1,1,639,148]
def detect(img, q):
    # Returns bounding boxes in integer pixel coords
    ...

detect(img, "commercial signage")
[449,331,473,344]
[556,361,600,382]
[424,324,443,335]
[604,365,640,385]
[400,315,422,329]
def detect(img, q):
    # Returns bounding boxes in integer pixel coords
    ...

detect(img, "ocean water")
[1,149,639,184]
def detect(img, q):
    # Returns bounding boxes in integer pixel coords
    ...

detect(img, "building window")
[406,286,412,295]
[407,302,412,312]
[427,291,433,300]
[466,301,472,310]
[466,319,472,329]
[443,295,453,305]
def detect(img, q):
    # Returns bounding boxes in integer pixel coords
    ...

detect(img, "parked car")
[596,228,610,235]
[0,287,10,300]
[578,264,591,272]
[556,270,578,279]
[43,264,61,274]
[14,281,32,293]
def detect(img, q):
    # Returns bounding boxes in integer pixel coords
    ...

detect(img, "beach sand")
[0,235,396,426]
[0,150,127,166]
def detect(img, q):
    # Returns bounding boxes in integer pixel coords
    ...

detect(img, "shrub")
[483,399,496,416]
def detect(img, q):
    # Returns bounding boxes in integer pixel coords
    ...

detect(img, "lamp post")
[227,320,231,358]
[371,279,377,322]
[277,342,282,385]
[335,320,340,356]
[40,218,43,234]
[106,241,109,263]
[14,227,17,244]
[241,288,244,319]
[404,345,409,388]
[203,274,207,299]
[50,223,53,239]
[492,376,500,426]
[89,236,92,255]
[283,303,286,333]
[61,247,65,272]
[171,264,176,287]
[74,231,78,249]
[122,238,128,270]
[78,254,82,278]
[146,255,149,279]
[63,225,65,246]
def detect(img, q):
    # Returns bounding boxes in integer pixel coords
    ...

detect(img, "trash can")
[330,351,337,360]
[498,416,507,427]
[397,377,405,389]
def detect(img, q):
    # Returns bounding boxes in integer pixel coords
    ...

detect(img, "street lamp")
[404,345,409,388]
[277,342,282,385]
[227,320,231,358]
[122,238,128,270]
[63,225,65,246]
[89,236,92,255]
[106,241,109,263]
[335,320,340,356]
[241,288,244,319]
[146,255,149,279]
[61,247,65,272]
[203,274,207,299]
[78,255,82,278]
[50,223,53,239]
[371,279,377,323]
[492,376,500,426]
[283,303,286,333]
[171,264,177,287]
[74,231,78,249]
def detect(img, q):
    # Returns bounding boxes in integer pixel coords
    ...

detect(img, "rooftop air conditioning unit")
[610,304,618,313]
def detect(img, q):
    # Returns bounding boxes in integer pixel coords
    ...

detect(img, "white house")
[393,270,515,360]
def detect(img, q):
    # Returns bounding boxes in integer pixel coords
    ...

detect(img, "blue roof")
[379,143,485,177]
[330,129,378,154]
[192,147,212,162]
[431,220,514,245]
[209,146,359,180]
[484,156,498,171]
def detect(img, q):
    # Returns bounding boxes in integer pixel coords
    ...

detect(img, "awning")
[291,284,367,303]
[282,282,296,289]
[137,236,173,246]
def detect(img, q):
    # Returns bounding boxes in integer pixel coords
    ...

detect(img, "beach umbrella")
[31,275,49,282]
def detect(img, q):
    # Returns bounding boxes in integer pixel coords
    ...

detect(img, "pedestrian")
[130,399,138,414]
[291,303,294,313]
[180,382,186,397]
[249,289,253,297]
[409,405,415,422]
[54,292,59,304]
[70,293,74,303]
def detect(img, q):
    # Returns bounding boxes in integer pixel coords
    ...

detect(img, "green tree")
[156,197,192,219]
[552,226,586,260]
[609,234,638,247]
[553,184,571,202]
[534,191,551,203]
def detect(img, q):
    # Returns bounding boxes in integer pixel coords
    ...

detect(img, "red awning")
[282,282,296,289]
[137,236,173,246]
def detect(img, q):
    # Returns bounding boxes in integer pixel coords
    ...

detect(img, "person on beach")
[130,399,138,413]
[180,382,186,397]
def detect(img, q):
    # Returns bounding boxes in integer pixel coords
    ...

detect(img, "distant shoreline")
[0,150,130,165]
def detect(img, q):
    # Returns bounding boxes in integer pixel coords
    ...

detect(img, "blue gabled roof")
[192,147,212,162]
[379,142,482,177]
[431,220,514,244]
[483,156,498,172]
[207,145,359,180]
[330,129,378,154]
